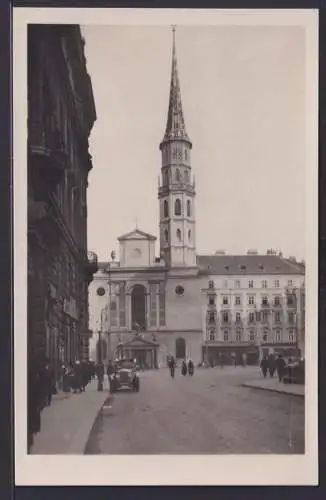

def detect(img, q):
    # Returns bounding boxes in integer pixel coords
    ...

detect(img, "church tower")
[158,28,196,268]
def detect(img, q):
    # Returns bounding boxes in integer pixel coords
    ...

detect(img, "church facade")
[88,32,305,367]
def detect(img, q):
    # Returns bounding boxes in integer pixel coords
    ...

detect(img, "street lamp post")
[97,312,104,391]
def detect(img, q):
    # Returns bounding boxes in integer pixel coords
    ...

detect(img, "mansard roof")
[197,254,304,276]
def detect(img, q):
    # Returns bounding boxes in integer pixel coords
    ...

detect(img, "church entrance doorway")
[175,337,186,359]
[131,285,147,331]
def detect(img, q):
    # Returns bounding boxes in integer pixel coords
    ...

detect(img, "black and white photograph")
[14,8,318,486]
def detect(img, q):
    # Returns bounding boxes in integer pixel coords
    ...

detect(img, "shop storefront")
[202,342,260,366]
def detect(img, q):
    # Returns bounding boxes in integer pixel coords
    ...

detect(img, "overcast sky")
[81,25,306,262]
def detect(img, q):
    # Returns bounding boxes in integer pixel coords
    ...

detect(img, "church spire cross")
[160,26,191,148]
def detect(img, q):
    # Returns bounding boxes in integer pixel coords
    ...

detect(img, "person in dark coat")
[181,359,188,376]
[168,356,176,378]
[81,362,89,391]
[260,357,269,378]
[276,354,286,382]
[38,359,55,408]
[268,354,276,378]
[27,359,43,452]
[72,360,83,393]
[107,360,114,377]
[188,359,194,376]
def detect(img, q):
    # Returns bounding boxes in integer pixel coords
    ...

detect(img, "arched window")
[188,229,191,242]
[163,170,169,185]
[176,229,181,242]
[164,229,168,243]
[185,149,188,161]
[224,330,229,342]
[209,330,215,341]
[175,168,181,182]
[187,200,191,217]
[184,169,189,182]
[163,200,169,218]
[175,199,181,216]
[176,337,186,359]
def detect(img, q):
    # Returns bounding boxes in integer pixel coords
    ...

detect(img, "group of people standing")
[260,353,287,382]
[27,355,97,452]
[167,356,195,378]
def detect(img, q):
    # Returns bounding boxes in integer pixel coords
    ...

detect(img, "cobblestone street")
[85,366,304,455]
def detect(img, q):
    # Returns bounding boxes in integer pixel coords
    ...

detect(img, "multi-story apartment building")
[27,25,98,374]
[201,254,305,365]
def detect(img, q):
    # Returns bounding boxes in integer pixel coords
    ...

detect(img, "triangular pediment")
[121,336,158,347]
[118,228,156,242]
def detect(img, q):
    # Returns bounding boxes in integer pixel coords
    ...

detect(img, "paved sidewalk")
[242,376,304,397]
[31,379,109,454]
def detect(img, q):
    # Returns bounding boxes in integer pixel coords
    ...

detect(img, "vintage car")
[109,358,140,393]
[283,359,305,385]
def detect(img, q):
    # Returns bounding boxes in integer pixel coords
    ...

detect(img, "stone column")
[126,293,132,330]
[116,294,120,328]
[146,292,150,330]
[156,291,160,328]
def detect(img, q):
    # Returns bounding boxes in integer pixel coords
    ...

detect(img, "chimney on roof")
[247,249,258,255]
[215,250,226,255]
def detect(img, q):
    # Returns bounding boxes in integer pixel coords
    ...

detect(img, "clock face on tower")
[132,248,142,258]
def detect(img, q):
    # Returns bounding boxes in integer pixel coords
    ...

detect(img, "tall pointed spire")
[160,26,191,147]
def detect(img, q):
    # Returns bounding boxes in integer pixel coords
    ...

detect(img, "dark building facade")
[27,24,98,376]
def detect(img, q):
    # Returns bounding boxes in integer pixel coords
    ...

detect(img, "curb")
[242,382,304,398]
[73,391,109,455]
[83,394,113,454]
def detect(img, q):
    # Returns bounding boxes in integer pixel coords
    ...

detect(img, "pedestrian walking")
[188,359,194,376]
[27,359,43,452]
[40,359,55,407]
[97,363,104,391]
[181,359,188,376]
[260,357,268,378]
[71,360,83,393]
[276,354,286,382]
[231,352,237,368]
[168,355,176,379]
[268,354,276,378]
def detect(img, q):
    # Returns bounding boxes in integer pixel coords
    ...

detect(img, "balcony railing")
[85,251,98,282]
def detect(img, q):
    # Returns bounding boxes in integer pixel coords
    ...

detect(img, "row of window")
[162,167,190,185]
[208,294,295,307]
[208,329,296,342]
[163,199,191,218]
[208,279,296,290]
[207,311,296,324]
[164,228,192,243]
